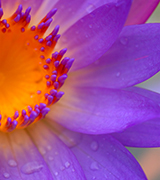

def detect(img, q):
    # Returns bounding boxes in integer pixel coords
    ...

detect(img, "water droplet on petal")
[120,37,128,45]
[3,172,10,178]
[116,72,120,77]
[90,162,99,170]
[47,145,52,151]
[115,1,124,7]
[39,147,46,155]
[60,166,65,171]
[68,138,77,147]
[65,161,70,168]
[89,24,93,28]
[48,156,54,161]
[21,161,44,174]
[86,5,94,13]
[8,159,17,167]
[54,172,59,176]
[90,141,99,151]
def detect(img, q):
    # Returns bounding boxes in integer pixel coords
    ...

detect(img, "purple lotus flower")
[0,0,159,179]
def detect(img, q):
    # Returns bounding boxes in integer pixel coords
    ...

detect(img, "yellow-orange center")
[0,5,73,132]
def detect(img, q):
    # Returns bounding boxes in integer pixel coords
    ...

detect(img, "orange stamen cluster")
[0,5,74,132]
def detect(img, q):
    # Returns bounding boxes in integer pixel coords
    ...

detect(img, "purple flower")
[0,0,159,179]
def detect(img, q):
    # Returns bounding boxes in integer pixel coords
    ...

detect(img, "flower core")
[0,5,73,132]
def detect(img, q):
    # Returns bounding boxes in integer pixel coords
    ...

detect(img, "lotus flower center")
[0,5,73,132]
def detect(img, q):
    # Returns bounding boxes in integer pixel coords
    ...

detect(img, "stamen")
[0,8,3,19]
[0,4,74,132]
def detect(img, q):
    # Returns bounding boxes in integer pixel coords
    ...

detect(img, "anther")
[15,5,23,15]
[14,111,19,119]
[0,8,3,19]
[51,75,57,82]
[38,38,43,43]
[45,75,50,79]
[46,9,57,20]
[14,14,21,22]
[31,26,36,31]
[37,90,41,94]
[34,35,39,40]
[24,7,31,17]
[54,61,59,68]
[46,58,51,64]
[50,89,57,96]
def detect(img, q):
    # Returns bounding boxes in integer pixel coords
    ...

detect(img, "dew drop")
[65,161,70,168]
[105,174,109,179]
[47,145,52,151]
[54,172,59,176]
[120,37,128,45]
[65,137,78,148]
[115,1,124,7]
[60,166,65,171]
[59,131,82,148]
[86,4,94,13]
[90,162,99,171]
[8,159,17,167]
[116,72,120,77]
[39,147,46,155]
[3,173,10,179]
[48,156,54,161]
[89,24,93,28]
[21,161,44,174]
[90,141,99,151]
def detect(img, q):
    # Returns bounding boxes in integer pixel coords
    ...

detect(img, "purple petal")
[27,121,86,179]
[126,86,160,105]
[112,118,160,147]
[6,129,53,180]
[47,86,160,134]
[1,0,43,17]
[125,0,159,25]
[51,0,118,33]
[0,132,22,179]
[69,23,160,89]
[55,128,147,179]
[58,0,132,71]
[112,87,160,147]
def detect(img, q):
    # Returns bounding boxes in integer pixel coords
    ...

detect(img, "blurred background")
[127,3,160,180]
